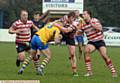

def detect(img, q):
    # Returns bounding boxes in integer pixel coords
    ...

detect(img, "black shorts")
[15,42,31,53]
[88,40,106,49]
[66,38,75,46]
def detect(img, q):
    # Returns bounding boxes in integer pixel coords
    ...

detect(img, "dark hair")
[68,11,76,18]
[85,10,92,17]
[80,14,83,18]
[33,11,42,16]
[20,9,28,15]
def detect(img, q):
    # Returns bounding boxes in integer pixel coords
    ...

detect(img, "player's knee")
[85,48,90,54]
[46,54,51,60]
[18,55,24,61]
[33,54,40,61]
[85,56,91,60]
[69,54,74,60]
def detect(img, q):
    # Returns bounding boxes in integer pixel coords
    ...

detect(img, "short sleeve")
[11,22,17,30]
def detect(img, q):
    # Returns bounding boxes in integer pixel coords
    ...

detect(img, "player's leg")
[37,47,51,75]
[66,37,78,76]
[98,46,117,77]
[20,44,34,71]
[18,49,36,74]
[18,35,38,74]
[32,50,41,72]
[78,42,84,61]
[36,50,41,59]
[68,45,78,76]
[16,43,27,67]
[84,43,96,76]
[76,36,84,61]
[16,51,25,67]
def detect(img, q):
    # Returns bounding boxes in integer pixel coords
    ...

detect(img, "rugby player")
[81,10,117,77]
[8,9,39,67]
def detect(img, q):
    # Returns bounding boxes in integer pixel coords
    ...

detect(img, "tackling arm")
[54,23,73,33]
[32,23,39,31]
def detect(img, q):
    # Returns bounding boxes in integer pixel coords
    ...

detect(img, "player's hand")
[54,35,62,45]
[55,39,61,44]
[25,42,31,47]
[15,29,24,34]
[58,34,63,40]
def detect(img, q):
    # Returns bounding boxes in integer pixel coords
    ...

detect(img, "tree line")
[1,0,120,28]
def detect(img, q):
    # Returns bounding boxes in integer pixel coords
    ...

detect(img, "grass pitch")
[0,42,120,83]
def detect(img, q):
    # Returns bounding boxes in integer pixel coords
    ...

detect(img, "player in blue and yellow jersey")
[18,21,64,75]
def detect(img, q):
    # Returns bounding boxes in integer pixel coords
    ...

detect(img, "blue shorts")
[31,35,48,50]
[75,35,84,44]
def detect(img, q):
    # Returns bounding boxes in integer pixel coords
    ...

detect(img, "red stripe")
[85,59,91,62]
[16,40,30,43]
[17,34,30,36]
[72,67,76,69]
[16,23,32,26]
[72,24,77,30]
[87,32,97,37]
[83,25,92,31]
[106,60,112,65]
[87,32,102,37]
[15,26,31,29]
[82,24,87,27]
[88,34,103,40]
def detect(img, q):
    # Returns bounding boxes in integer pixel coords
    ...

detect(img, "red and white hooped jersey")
[81,18,104,42]
[12,19,33,43]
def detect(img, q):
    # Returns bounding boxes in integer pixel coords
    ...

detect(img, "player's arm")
[76,20,85,35]
[8,23,20,34]
[54,23,73,33]
[32,23,39,31]
[8,26,16,34]
[91,19,102,31]
[40,10,49,20]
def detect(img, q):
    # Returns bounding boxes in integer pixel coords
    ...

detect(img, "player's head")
[74,10,80,17]
[33,11,41,22]
[20,9,28,23]
[82,10,92,21]
[67,11,76,23]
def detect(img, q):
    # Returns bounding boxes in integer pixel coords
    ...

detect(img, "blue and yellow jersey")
[36,22,62,45]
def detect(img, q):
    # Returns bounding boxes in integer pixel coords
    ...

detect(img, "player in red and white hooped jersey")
[81,18,104,41]
[81,10,117,77]
[58,12,79,76]
[9,9,39,67]
[12,19,33,43]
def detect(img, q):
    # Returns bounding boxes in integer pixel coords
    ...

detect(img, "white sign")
[83,32,120,46]
[104,32,120,46]
[42,0,83,13]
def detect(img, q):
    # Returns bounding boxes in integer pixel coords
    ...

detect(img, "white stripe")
[16,35,31,38]
[89,35,103,41]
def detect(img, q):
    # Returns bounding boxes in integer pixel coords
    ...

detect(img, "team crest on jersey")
[47,23,53,28]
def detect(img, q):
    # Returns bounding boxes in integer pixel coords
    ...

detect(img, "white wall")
[0,29,16,42]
